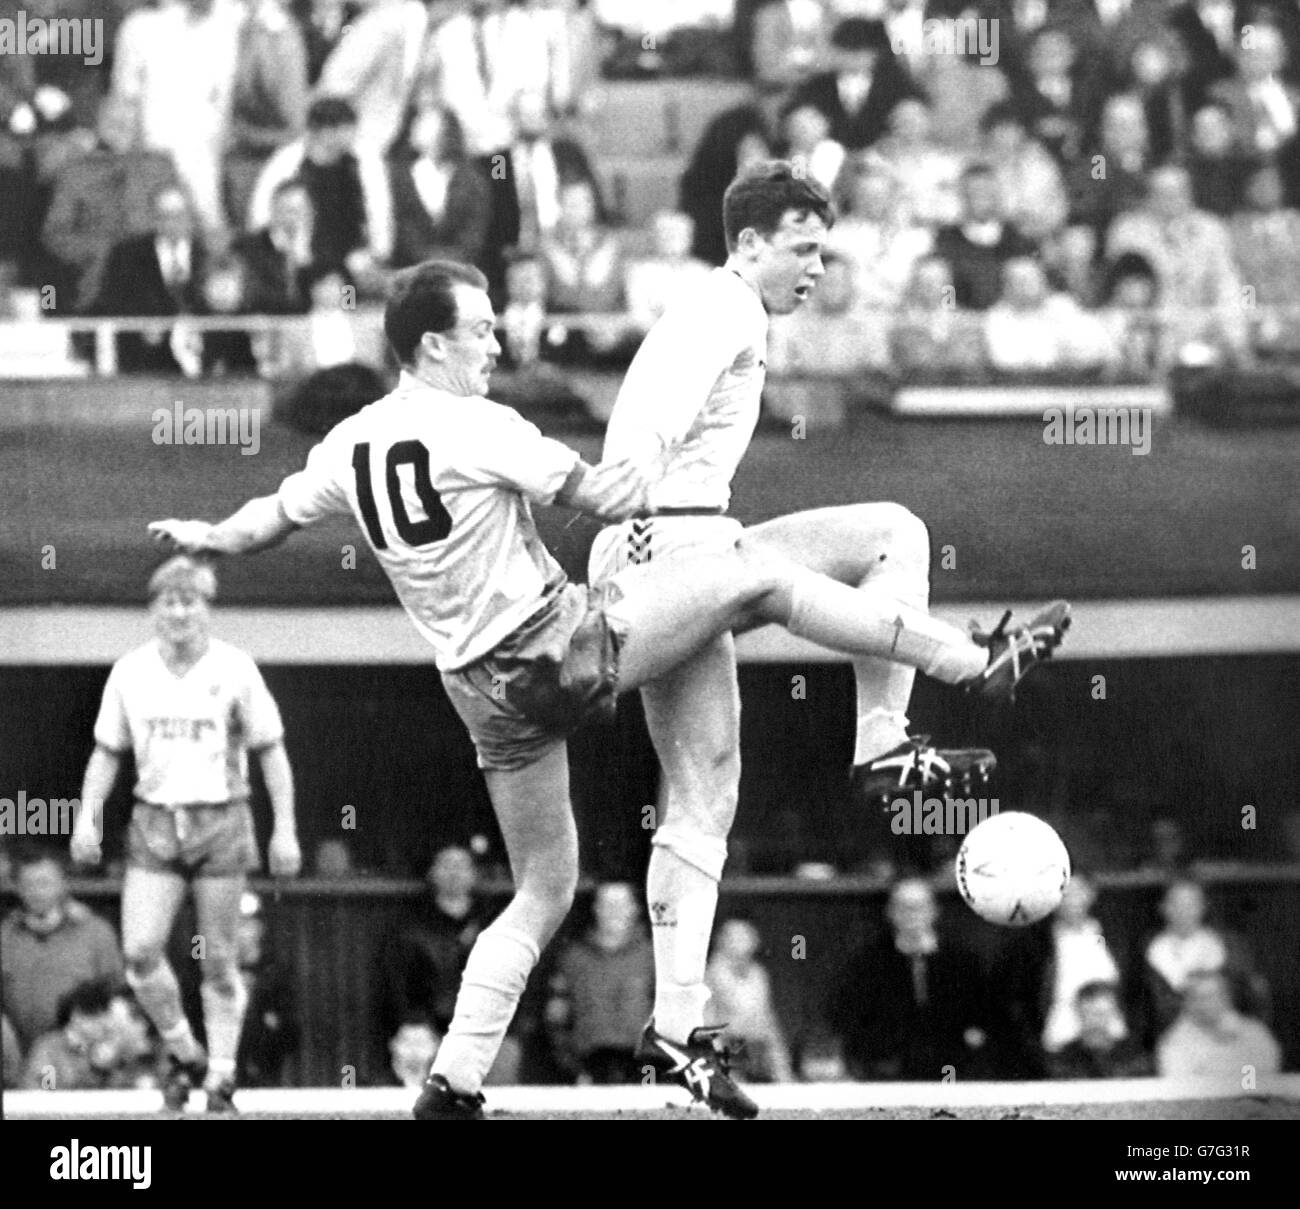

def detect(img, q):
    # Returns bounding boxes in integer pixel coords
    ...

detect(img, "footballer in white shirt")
[149,259,1062,1119]
[72,556,300,1115]
[590,161,1071,1116]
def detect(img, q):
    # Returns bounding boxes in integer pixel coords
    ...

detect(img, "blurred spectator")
[224,0,311,227]
[785,16,922,152]
[388,1018,440,1088]
[871,98,963,228]
[500,250,549,367]
[1042,223,1103,307]
[678,105,775,265]
[41,94,182,311]
[1119,28,1196,164]
[889,254,987,376]
[933,162,1039,310]
[904,5,1011,151]
[624,210,713,335]
[1187,102,1251,216]
[313,836,355,878]
[432,0,574,159]
[827,155,931,310]
[1206,19,1300,171]
[593,0,736,78]
[779,100,845,194]
[1047,980,1154,1079]
[314,0,455,154]
[387,96,492,270]
[1140,815,1190,875]
[233,179,327,314]
[1,845,123,1052]
[85,183,210,375]
[539,179,637,364]
[749,0,828,92]
[1143,876,1271,1039]
[545,881,653,1084]
[982,102,1068,242]
[1167,0,1241,92]
[110,0,245,234]
[984,255,1112,373]
[1156,967,1282,1080]
[827,878,994,1080]
[1099,251,1164,378]
[704,917,794,1083]
[1066,92,1154,240]
[21,980,162,1091]
[234,891,298,1088]
[250,96,390,292]
[1229,165,1300,317]
[2,1012,20,1088]
[1106,164,1249,363]
[292,0,363,85]
[1006,24,1107,165]
[482,88,602,291]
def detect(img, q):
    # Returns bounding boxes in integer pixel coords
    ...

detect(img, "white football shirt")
[94,638,283,806]
[601,268,768,511]
[277,373,581,670]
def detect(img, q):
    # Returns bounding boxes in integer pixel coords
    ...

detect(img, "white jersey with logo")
[93,638,283,806]
[601,267,768,511]
[277,372,581,670]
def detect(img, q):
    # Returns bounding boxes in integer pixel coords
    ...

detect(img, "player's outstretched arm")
[148,494,300,556]
[553,458,651,522]
[258,740,301,878]
[72,744,120,866]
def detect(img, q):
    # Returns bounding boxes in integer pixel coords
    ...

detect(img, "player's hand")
[70,828,102,867]
[583,457,651,521]
[148,518,217,555]
[268,827,302,879]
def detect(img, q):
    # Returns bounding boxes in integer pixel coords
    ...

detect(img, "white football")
[955,811,1071,926]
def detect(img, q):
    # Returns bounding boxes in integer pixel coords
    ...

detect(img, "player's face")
[749,209,828,315]
[431,284,501,396]
[151,587,210,649]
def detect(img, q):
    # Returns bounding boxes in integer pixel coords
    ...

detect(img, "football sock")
[432,923,538,1096]
[785,572,987,685]
[200,973,247,1086]
[127,960,201,1061]
[646,846,716,1045]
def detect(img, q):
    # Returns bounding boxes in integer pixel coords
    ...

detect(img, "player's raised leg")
[121,866,205,1111]
[191,874,248,1114]
[415,742,579,1120]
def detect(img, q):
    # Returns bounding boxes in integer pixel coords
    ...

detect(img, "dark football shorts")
[127,801,258,878]
[441,580,627,772]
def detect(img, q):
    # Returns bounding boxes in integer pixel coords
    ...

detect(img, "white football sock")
[200,973,248,1085]
[128,961,200,1060]
[432,924,539,1095]
[646,845,717,1045]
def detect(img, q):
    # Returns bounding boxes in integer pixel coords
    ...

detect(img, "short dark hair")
[56,979,117,1028]
[12,841,67,873]
[307,96,358,130]
[722,159,834,252]
[383,260,490,367]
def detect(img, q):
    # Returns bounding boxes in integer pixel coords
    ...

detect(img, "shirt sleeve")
[456,413,581,504]
[235,654,285,750]
[91,663,131,754]
[278,432,351,527]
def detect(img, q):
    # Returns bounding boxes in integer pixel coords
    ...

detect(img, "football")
[955,811,1071,926]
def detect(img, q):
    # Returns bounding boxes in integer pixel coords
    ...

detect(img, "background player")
[71,557,301,1114]
[148,260,1037,1119]
[589,160,1070,1117]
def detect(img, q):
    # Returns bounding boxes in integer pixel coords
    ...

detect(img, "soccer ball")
[955,811,1071,926]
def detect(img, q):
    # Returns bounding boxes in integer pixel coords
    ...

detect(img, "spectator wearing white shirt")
[871,98,963,228]
[1040,875,1125,1054]
[623,210,713,335]
[705,918,794,1083]
[984,256,1112,373]
[1156,968,1282,1081]
[110,0,245,234]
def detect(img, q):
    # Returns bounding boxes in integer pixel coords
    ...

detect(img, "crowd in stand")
[1,839,1288,1088]
[2,1,1300,384]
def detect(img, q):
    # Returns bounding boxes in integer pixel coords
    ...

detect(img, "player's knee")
[124,944,165,976]
[200,956,240,996]
[877,502,930,560]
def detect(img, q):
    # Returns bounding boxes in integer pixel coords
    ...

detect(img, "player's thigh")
[744,502,928,583]
[192,875,245,966]
[483,741,579,897]
[641,632,741,799]
[121,866,189,962]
